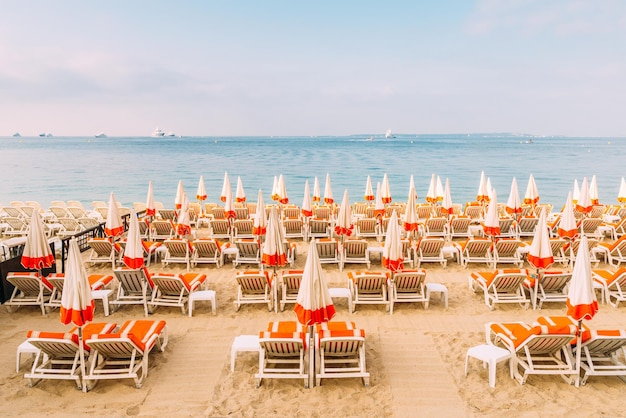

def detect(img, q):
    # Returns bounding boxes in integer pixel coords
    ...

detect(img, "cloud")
[464,0,626,37]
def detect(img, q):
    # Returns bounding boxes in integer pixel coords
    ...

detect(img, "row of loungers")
[24,319,167,391]
[6,265,626,321]
[469,267,626,311]
[255,320,369,388]
[482,315,626,386]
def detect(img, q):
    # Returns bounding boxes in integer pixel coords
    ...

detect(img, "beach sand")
[1,232,625,417]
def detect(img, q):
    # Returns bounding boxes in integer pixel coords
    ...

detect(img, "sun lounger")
[2,217,29,237]
[192,238,224,268]
[161,238,195,271]
[596,236,626,267]
[455,237,492,268]
[157,209,177,221]
[149,272,207,314]
[233,239,262,268]
[388,269,428,313]
[234,270,274,312]
[111,267,155,317]
[316,238,341,268]
[5,272,54,315]
[308,218,332,239]
[233,219,255,239]
[424,217,448,238]
[315,327,369,386]
[255,326,308,388]
[592,267,626,308]
[87,238,122,268]
[84,319,168,390]
[57,217,85,238]
[341,239,370,271]
[469,269,530,310]
[575,329,626,384]
[463,203,483,224]
[347,271,389,313]
[46,273,114,312]
[278,270,303,311]
[486,320,577,385]
[415,237,447,268]
[449,216,472,240]
[283,218,307,240]
[579,217,605,240]
[549,238,569,266]
[516,216,539,238]
[355,218,380,241]
[25,322,117,390]
[209,219,232,241]
[523,271,573,309]
[490,238,523,269]
[150,219,176,241]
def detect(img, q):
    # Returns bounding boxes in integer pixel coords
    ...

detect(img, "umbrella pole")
[308,324,315,389]
[574,320,582,387]
[78,326,88,392]
[533,268,542,310]
[273,266,278,313]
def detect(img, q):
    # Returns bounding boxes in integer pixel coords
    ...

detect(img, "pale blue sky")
[2,0,625,137]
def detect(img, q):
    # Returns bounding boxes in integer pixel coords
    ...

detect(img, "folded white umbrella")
[221,172,231,203]
[146,181,156,217]
[301,181,313,217]
[196,176,207,202]
[105,192,123,238]
[236,176,247,203]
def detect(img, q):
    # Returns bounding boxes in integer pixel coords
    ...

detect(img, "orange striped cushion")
[259,331,306,345]
[594,267,626,285]
[28,322,117,350]
[347,272,384,282]
[318,329,365,339]
[142,241,162,252]
[267,321,304,333]
[88,274,113,290]
[535,316,590,343]
[591,329,626,337]
[489,322,540,348]
[283,270,304,275]
[237,270,271,285]
[153,272,206,291]
[91,320,166,352]
[316,321,357,332]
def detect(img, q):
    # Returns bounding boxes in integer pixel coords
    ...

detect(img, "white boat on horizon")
[165,131,176,137]
[385,129,395,139]
[95,132,107,138]
[151,127,165,137]
[12,132,20,137]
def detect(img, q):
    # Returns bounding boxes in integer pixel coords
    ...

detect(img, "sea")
[0,133,623,210]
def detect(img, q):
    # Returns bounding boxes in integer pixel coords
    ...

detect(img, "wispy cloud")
[465,0,626,37]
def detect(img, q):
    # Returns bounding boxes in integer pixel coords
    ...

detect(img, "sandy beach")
[2,230,625,418]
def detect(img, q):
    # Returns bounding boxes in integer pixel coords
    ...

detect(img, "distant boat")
[165,131,176,137]
[151,127,165,137]
[12,132,20,137]
[365,136,374,142]
[45,133,53,137]
[519,139,534,144]
[385,129,395,139]
[95,132,107,138]
[39,133,46,137]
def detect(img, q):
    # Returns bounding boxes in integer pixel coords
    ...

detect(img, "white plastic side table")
[189,290,217,317]
[231,335,260,372]
[465,344,512,388]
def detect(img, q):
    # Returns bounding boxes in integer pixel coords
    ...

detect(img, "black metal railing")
[59,211,142,272]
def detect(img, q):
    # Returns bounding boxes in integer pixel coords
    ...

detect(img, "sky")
[1,0,625,137]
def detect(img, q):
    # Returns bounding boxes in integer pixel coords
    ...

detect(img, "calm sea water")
[0,134,623,210]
